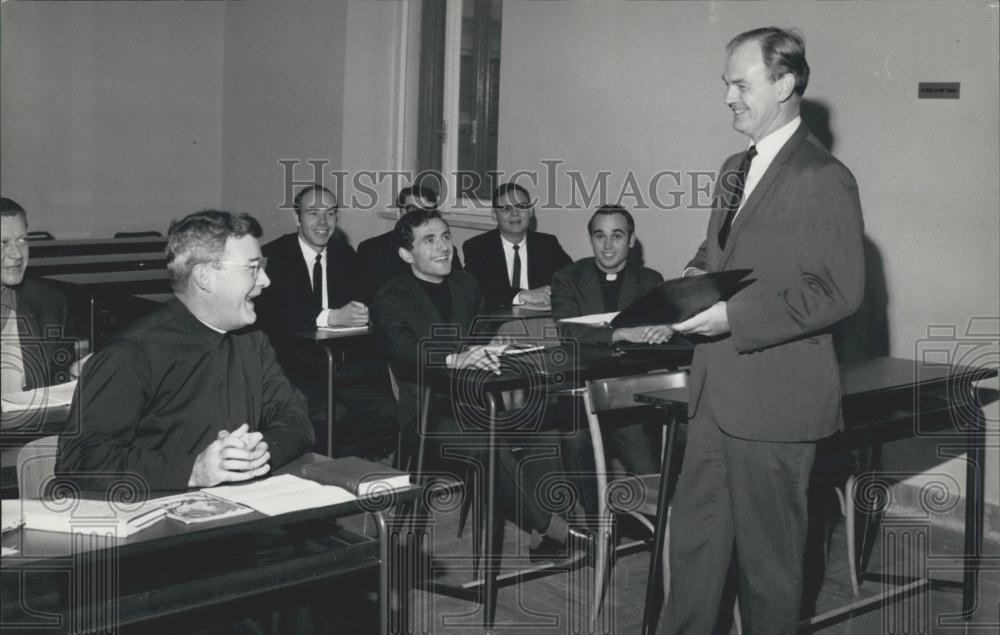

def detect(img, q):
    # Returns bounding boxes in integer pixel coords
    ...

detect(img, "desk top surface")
[2,453,419,564]
[635,357,997,408]
[28,251,166,268]
[42,269,171,285]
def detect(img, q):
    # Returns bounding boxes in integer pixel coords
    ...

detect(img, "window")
[417,0,503,207]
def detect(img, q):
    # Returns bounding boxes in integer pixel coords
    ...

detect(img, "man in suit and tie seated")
[356,185,463,303]
[1,197,79,402]
[660,28,864,634]
[550,205,673,509]
[58,210,314,491]
[257,184,396,460]
[373,208,591,559]
[463,182,572,310]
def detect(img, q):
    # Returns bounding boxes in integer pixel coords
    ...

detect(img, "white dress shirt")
[298,236,332,326]
[737,115,801,216]
[501,235,529,304]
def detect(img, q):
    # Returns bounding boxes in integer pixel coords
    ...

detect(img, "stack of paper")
[1,381,77,413]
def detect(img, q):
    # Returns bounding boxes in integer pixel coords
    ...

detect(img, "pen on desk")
[127,506,168,529]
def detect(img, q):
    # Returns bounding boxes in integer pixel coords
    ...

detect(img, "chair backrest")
[27,231,54,241]
[586,369,688,413]
[16,435,59,500]
[114,231,163,238]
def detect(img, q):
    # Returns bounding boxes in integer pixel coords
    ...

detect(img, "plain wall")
[220,0,348,244]
[497,0,999,525]
[0,1,225,236]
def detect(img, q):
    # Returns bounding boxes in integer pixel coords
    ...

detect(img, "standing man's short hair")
[727,27,809,96]
[588,205,636,236]
[166,210,262,293]
[293,184,338,218]
[394,208,444,251]
[0,197,27,221]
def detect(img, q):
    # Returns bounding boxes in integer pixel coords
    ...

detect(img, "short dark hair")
[395,185,439,210]
[166,210,262,292]
[293,184,338,218]
[0,197,27,222]
[588,205,635,236]
[394,208,444,251]
[727,27,809,96]
[491,182,532,210]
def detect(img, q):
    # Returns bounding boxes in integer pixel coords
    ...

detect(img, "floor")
[383,503,1000,635]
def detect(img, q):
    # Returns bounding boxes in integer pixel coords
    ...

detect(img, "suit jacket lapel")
[488,231,509,290]
[720,123,810,269]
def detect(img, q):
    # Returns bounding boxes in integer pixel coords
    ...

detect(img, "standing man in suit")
[463,182,572,310]
[356,185,462,303]
[660,28,864,634]
[551,205,672,508]
[258,184,395,460]
[1,197,77,400]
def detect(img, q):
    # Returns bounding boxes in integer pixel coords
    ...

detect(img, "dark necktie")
[718,145,758,249]
[312,253,323,308]
[511,244,521,289]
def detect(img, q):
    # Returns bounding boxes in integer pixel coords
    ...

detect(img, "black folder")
[610,269,754,328]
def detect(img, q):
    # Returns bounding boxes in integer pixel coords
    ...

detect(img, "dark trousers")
[659,399,816,635]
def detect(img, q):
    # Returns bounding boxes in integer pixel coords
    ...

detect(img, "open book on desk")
[1,381,77,413]
[13,491,251,537]
[204,474,357,517]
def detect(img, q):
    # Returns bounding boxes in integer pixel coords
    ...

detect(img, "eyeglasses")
[215,257,268,279]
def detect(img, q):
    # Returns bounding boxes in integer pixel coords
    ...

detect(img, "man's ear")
[398,247,414,264]
[628,233,637,249]
[776,73,796,102]
[191,262,214,293]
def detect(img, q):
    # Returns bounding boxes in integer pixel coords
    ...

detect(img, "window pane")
[457,0,502,200]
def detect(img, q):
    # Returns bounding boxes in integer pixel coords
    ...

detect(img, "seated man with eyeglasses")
[57,210,314,490]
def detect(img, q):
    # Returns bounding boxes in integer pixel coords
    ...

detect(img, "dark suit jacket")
[6,277,76,390]
[356,230,463,304]
[688,123,865,442]
[462,229,571,309]
[371,270,481,435]
[258,233,364,338]
[551,258,664,346]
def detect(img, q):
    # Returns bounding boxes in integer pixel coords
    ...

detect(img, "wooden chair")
[582,370,687,626]
[16,435,60,500]
[26,231,54,241]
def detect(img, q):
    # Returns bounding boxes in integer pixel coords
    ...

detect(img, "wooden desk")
[289,328,379,458]
[1,453,420,634]
[26,251,166,276]
[26,237,167,259]
[417,342,693,630]
[634,356,998,634]
[42,270,173,348]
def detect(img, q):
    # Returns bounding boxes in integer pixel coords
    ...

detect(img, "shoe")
[528,525,595,564]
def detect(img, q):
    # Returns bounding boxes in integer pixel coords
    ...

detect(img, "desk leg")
[963,381,984,617]
[373,510,391,635]
[641,407,680,635]
[324,347,335,457]
[483,392,501,631]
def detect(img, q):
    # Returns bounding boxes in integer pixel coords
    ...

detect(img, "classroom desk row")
[1,453,420,634]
